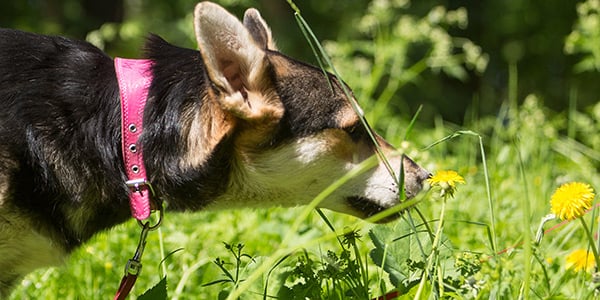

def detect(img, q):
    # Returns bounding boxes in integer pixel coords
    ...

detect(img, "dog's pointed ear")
[243,8,276,50]
[194,2,282,123]
[193,2,264,95]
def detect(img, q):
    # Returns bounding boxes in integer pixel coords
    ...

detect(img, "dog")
[0,1,430,296]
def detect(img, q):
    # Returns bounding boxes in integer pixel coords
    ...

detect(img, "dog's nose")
[402,155,430,199]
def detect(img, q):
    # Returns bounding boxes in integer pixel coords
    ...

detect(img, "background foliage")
[2,0,599,124]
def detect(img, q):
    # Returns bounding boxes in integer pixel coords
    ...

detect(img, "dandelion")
[416,169,465,298]
[566,249,595,272]
[427,170,465,199]
[548,182,600,273]
[550,182,595,221]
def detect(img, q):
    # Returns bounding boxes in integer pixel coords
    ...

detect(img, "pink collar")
[114,58,154,221]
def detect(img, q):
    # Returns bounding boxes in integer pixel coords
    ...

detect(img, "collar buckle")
[126,178,156,196]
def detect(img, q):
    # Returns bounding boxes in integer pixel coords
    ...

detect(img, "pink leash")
[113,58,162,300]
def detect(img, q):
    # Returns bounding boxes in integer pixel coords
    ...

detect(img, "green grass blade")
[403,104,423,142]
[315,208,337,233]
[478,135,497,253]
[262,254,292,300]
[514,137,532,299]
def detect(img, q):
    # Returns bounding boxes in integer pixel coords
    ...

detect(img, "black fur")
[0,28,352,252]
[0,30,237,250]
[0,28,127,250]
[269,51,350,135]
[0,28,414,251]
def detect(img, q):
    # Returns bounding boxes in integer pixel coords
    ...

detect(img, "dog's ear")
[194,2,281,122]
[243,8,276,50]
[194,2,260,94]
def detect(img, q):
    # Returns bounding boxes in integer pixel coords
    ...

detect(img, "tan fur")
[307,129,372,163]
[183,94,235,168]
[0,206,66,297]
[268,54,295,77]
[231,91,285,148]
[336,104,361,129]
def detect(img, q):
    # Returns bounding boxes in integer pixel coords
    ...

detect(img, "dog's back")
[0,28,122,195]
[0,27,130,235]
[0,29,126,295]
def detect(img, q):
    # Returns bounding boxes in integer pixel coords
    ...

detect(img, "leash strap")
[115,58,154,221]
[114,274,138,300]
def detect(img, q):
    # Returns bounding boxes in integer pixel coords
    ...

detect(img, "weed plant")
[10,0,600,299]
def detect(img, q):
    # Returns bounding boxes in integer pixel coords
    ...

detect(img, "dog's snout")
[401,155,430,199]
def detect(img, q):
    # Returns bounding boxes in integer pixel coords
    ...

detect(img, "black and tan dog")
[0,1,429,295]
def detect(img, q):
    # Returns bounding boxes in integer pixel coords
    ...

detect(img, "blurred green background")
[1,0,598,125]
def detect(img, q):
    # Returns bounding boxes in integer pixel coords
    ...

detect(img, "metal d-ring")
[137,204,163,231]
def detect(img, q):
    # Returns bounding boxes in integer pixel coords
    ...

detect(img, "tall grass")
[11,71,600,300]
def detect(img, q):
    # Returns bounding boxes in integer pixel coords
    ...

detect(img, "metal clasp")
[126,178,156,196]
[123,206,163,276]
[124,221,150,276]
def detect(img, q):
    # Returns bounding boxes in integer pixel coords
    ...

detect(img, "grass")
[12,85,600,299]
[10,1,600,299]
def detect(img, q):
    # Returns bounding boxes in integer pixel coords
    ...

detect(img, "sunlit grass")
[13,88,600,299]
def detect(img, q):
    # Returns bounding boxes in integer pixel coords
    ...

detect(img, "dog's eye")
[240,88,249,102]
[344,123,366,141]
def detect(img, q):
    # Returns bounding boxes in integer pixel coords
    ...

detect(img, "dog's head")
[184,2,430,222]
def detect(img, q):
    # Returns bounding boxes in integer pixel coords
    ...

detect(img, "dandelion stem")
[580,218,600,269]
[414,197,447,299]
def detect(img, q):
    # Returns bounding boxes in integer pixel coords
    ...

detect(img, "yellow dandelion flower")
[550,182,595,221]
[427,170,465,198]
[566,249,595,272]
